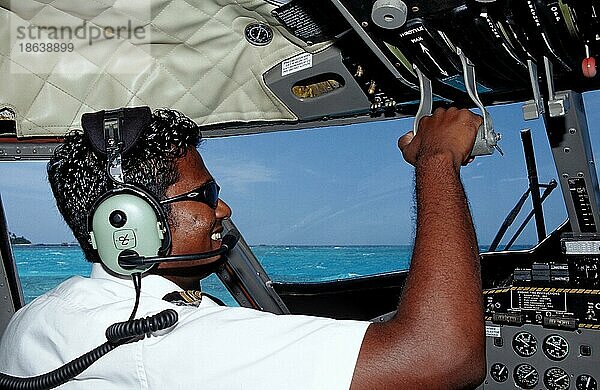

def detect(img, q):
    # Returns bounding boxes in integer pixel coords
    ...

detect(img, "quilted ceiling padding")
[0,0,320,137]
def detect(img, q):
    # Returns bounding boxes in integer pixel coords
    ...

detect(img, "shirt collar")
[90,263,221,307]
[91,263,185,301]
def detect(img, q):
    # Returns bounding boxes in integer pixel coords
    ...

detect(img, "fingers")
[398,131,417,165]
[458,109,483,129]
[397,131,414,152]
[399,107,485,167]
[466,111,483,130]
[433,107,447,116]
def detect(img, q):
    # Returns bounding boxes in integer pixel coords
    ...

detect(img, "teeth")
[211,232,222,241]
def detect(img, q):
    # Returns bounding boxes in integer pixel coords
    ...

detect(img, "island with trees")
[9,232,31,245]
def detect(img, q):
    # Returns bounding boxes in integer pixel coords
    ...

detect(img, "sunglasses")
[160,180,220,209]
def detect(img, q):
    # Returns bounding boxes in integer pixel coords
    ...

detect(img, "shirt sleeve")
[142,304,370,390]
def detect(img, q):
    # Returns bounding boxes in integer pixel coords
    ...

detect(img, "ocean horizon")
[12,245,416,306]
[11,244,532,306]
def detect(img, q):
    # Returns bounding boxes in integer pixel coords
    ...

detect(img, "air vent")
[0,107,17,136]
[291,73,345,99]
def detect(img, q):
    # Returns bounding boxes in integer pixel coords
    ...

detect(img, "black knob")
[109,210,127,228]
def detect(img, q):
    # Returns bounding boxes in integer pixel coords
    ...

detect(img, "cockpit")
[1,0,600,388]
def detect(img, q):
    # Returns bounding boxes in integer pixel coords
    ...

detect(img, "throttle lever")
[412,64,432,135]
[456,47,502,157]
[412,61,502,159]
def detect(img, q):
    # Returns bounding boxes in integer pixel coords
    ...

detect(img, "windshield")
[3,93,600,304]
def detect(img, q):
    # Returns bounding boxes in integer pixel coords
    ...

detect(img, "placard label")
[282,53,313,76]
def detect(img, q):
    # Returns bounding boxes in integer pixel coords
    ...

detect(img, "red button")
[582,57,597,78]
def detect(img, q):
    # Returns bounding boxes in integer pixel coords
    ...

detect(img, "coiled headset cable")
[0,273,178,390]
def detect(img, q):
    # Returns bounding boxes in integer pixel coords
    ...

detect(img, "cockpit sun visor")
[81,106,152,156]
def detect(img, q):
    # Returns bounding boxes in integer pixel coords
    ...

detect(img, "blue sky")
[1,91,599,247]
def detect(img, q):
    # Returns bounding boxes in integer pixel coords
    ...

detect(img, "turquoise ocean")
[13,245,414,306]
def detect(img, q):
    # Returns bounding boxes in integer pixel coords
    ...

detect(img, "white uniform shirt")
[0,264,369,389]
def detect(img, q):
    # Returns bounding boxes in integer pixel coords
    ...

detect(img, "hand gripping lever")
[413,53,502,158]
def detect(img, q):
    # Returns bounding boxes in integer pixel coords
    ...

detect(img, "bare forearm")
[394,154,484,384]
[351,109,486,390]
[399,155,481,322]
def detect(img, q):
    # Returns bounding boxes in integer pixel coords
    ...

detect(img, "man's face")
[157,148,232,271]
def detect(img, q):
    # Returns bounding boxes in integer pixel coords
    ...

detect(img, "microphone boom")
[118,229,241,268]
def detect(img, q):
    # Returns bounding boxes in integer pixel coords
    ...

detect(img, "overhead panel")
[0,0,598,144]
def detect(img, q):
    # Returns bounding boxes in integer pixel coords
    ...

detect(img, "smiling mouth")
[211,232,222,241]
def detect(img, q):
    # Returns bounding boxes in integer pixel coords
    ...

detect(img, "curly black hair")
[48,109,202,262]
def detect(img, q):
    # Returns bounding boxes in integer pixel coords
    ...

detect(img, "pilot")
[0,107,485,389]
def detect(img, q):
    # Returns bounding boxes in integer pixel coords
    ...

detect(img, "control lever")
[412,62,502,159]
[412,64,432,134]
[544,56,570,117]
[522,60,545,120]
[456,47,502,156]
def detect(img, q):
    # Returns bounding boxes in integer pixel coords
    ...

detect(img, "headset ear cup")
[88,186,171,276]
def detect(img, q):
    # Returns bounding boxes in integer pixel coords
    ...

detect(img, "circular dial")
[244,23,273,46]
[490,362,509,382]
[513,331,538,357]
[514,363,539,389]
[543,334,569,360]
[544,367,570,390]
[577,374,598,390]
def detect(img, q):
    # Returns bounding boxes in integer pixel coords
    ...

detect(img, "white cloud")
[207,158,277,192]
[290,206,334,230]
[499,176,528,183]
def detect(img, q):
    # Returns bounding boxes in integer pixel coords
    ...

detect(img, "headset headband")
[82,107,152,157]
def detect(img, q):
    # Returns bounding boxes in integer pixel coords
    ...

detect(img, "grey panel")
[0,195,23,339]
[0,142,60,161]
[327,0,416,88]
[0,262,15,339]
[479,321,600,389]
[216,219,289,314]
[0,113,409,160]
[263,46,371,120]
[547,91,600,234]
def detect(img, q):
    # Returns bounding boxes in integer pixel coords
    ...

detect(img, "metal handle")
[413,64,432,134]
[456,47,502,157]
[471,121,500,157]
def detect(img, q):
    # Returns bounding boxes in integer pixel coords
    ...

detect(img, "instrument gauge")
[490,362,508,382]
[512,331,538,357]
[577,374,598,390]
[543,334,569,360]
[514,363,539,389]
[544,367,570,390]
[244,23,273,46]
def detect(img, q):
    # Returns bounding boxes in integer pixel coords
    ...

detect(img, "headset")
[83,107,239,276]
